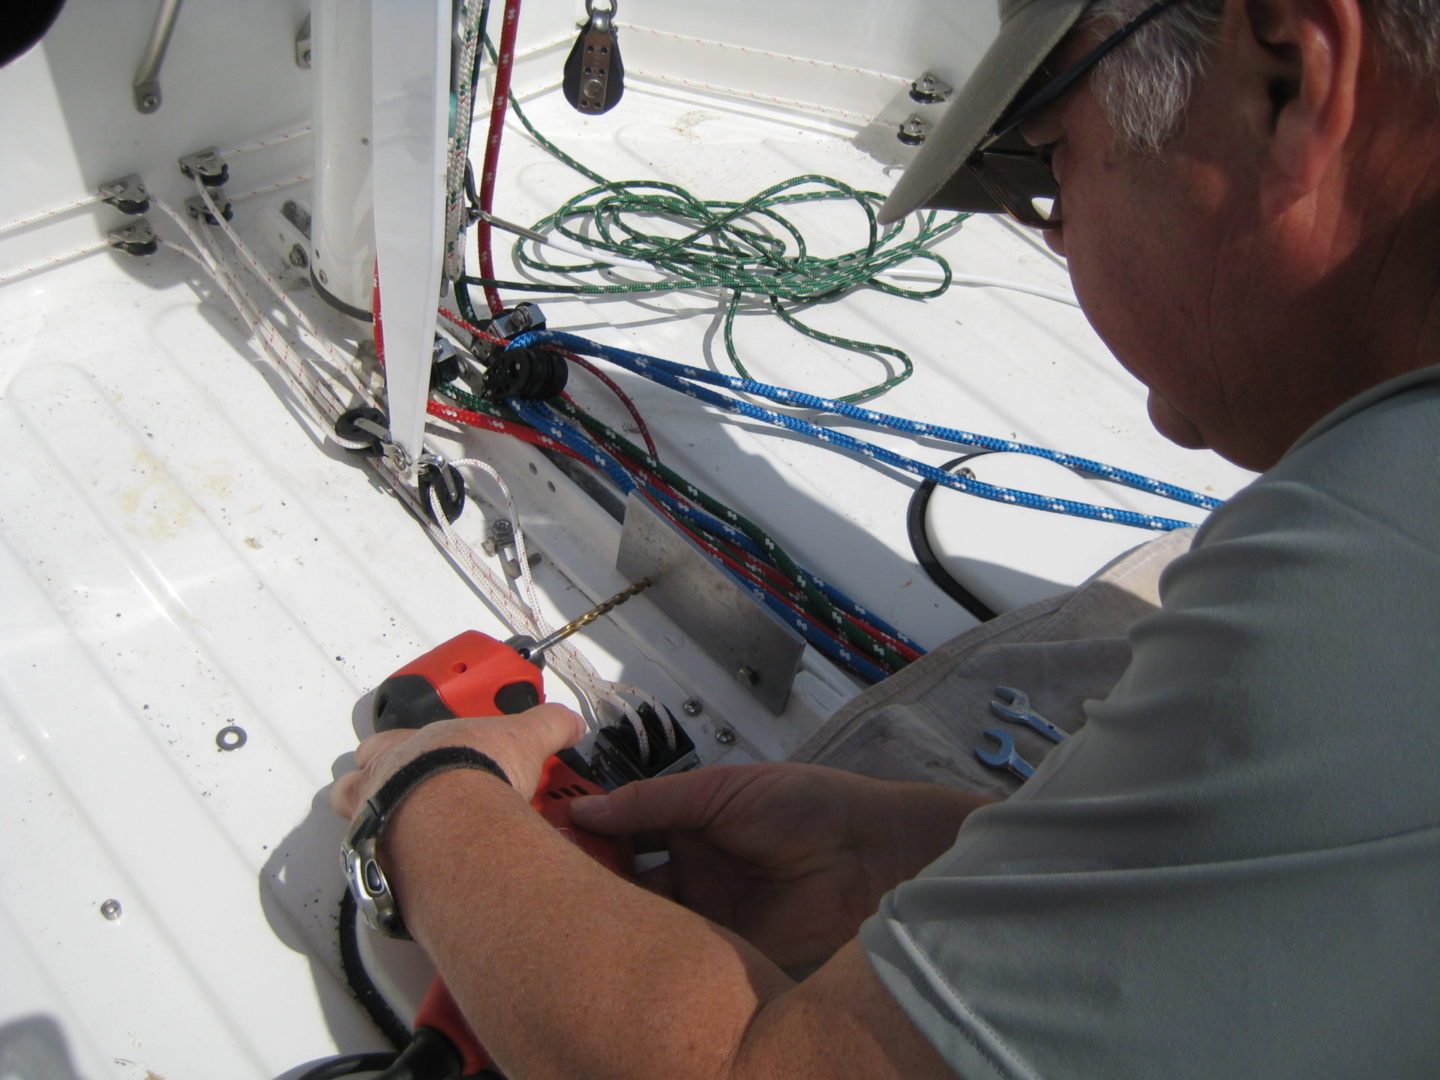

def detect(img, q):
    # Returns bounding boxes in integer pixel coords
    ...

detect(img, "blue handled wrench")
[974,729,1035,780]
[989,686,1069,743]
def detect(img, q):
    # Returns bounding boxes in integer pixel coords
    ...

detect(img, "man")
[332,0,1440,1074]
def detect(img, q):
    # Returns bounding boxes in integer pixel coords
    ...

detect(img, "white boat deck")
[0,3,1253,1076]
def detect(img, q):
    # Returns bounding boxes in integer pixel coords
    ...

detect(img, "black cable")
[297,1051,398,1080]
[906,454,1000,623]
[339,889,414,1050]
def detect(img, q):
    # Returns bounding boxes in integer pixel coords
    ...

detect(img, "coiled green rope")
[458,37,968,403]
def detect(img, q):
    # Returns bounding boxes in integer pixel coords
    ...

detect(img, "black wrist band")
[370,745,512,813]
[342,746,512,939]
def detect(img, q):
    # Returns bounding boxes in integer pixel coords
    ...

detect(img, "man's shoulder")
[1193,364,1440,554]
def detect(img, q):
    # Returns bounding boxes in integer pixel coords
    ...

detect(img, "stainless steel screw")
[316,268,329,285]
[713,726,735,745]
[288,244,308,268]
[682,700,702,716]
[100,899,122,921]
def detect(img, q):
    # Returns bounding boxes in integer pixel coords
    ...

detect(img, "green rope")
[458,37,967,403]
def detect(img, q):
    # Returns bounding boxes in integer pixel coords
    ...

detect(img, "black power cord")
[338,889,413,1050]
[298,1052,398,1080]
[299,890,504,1079]
[906,454,1000,623]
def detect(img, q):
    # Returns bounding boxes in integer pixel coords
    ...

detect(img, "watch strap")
[369,745,511,818]
[344,745,511,939]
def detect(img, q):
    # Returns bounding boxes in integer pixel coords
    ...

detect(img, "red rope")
[372,259,385,364]
[426,399,588,463]
[565,354,660,460]
[439,307,507,347]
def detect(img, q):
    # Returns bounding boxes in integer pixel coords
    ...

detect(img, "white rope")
[147,198,662,756]
[877,267,1080,308]
[617,25,910,86]
[154,198,352,424]
[231,175,312,204]
[0,239,111,288]
[444,0,485,283]
[191,178,369,405]
[444,456,555,639]
[0,193,104,238]
[218,125,313,159]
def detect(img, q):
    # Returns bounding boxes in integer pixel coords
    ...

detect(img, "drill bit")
[521,578,652,663]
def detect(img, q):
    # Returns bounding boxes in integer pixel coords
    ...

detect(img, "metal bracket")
[108,220,159,258]
[178,147,229,187]
[185,194,233,225]
[295,14,312,69]
[909,72,954,105]
[616,493,805,714]
[133,0,183,113]
[481,519,541,579]
[97,174,151,215]
[281,198,312,239]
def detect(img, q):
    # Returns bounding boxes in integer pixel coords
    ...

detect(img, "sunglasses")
[965,0,1185,229]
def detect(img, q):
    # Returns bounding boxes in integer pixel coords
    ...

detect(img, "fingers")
[570,766,735,839]
[328,704,588,820]
[330,767,368,818]
[355,728,418,769]
[522,702,589,755]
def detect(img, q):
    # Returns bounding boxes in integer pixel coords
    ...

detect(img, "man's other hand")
[570,762,994,969]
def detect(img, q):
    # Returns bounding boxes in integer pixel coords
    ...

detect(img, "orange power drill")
[366,586,652,1075]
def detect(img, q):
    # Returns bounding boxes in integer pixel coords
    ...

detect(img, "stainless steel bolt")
[100,899,122,921]
[141,95,160,111]
[288,244,308,268]
[682,700,702,716]
[713,725,735,745]
[899,117,930,142]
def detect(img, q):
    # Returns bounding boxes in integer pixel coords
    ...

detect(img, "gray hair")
[1084,0,1440,151]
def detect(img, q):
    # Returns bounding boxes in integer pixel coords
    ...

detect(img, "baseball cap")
[878,0,1091,224]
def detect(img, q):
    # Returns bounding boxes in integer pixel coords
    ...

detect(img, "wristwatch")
[340,745,511,939]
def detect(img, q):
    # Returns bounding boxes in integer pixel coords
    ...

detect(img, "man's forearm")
[386,768,794,1078]
[384,769,957,1079]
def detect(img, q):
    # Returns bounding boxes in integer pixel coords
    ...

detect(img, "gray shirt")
[861,366,1440,1079]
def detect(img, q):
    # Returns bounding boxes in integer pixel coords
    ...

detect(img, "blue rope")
[507,398,895,681]
[513,329,1220,532]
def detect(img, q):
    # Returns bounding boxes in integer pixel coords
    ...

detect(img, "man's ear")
[1243,0,1363,207]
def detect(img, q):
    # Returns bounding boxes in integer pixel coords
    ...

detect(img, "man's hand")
[329,704,588,819]
[570,762,994,969]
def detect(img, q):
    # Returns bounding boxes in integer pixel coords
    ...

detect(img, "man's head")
[889,0,1440,470]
